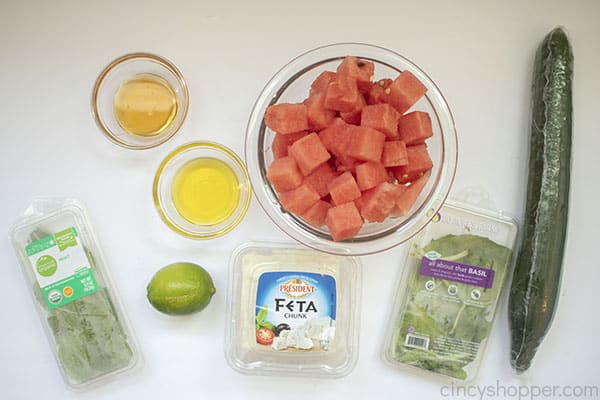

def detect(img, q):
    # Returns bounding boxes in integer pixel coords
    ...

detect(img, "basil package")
[382,201,518,382]
[10,198,140,389]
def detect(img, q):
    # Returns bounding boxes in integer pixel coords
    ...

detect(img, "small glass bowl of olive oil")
[153,142,252,239]
[92,53,189,150]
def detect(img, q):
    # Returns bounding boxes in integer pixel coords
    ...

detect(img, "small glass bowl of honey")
[153,142,252,239]
[92,53,189,150]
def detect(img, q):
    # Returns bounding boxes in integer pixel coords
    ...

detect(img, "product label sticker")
[255,271,336,352]
[26,227,98,309]
[419,252,495,289]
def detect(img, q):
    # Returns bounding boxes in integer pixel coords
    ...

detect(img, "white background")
[1,1,599,399]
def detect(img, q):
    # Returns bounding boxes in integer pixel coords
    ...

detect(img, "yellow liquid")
[171,158,240,226]
[113,74,177,136]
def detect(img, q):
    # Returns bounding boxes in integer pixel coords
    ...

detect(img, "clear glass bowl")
[245,43,457,255]
[92,52,189,150]
[153,142,252,239]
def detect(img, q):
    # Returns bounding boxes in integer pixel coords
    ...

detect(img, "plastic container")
[245,43,457,255]
[9,198,140,390]
[153,142,252,239]
[382,200,518,382]
[225,242,361,378]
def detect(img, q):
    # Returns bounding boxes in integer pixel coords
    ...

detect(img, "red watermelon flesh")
[279,183,320,215]
[398,111,433,145]
[367,78,392,105]
[318,118,349,155]
[346,126,386,162]
[337,56,375,92]
[266,56,435,242]
[266,156,303,193]
[391,173,430,217]
[272,131,308,159]
[310,71,336,95]
[265,103,309,134]
[318,119,360,171]
[304,162,338,198]
[381,140,408,167]
[302,200,332,227]
[386,71,427,115]
[355,161,388,191]
[361,182,405,222]
[340,92,366,125]
[324,75,359,113]
[393,144,433,183]
[325,202,364,242]
[305,92,336,131]
[327,171,362,205]
[288,132,331,176]
[360,103,400,139]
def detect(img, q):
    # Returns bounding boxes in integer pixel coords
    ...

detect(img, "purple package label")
[419,256,495,289]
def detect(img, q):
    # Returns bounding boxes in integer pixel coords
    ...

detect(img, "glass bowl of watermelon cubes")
[245,43,457,255]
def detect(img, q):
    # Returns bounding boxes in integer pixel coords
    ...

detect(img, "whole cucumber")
[508,27,573,373]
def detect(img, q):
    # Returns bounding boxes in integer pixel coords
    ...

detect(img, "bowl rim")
[91,52,190,150]
[244,42,457,255]
[153,141,252,239]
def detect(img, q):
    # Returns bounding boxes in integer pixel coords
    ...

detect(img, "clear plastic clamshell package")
[9,198,140,390]
[225,242,361,378]
[382,200,518,382]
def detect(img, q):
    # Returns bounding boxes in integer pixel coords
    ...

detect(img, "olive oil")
[171,158,240,225]
[113,74,177,136]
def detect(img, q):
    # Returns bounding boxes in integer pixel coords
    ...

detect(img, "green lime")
[147,262,216,315]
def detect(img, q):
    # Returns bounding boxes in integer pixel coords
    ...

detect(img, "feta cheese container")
[225,242,361,378]
[382,200,518,382]
[9,198,140,390]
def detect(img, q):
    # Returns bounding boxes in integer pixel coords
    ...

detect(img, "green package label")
[55,228,78,251]
[26,227,99,309]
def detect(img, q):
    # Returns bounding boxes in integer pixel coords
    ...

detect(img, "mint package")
[382,201,518,382]
[10,198,140,390]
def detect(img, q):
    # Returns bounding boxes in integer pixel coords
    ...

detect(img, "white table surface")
[1,1,599,399]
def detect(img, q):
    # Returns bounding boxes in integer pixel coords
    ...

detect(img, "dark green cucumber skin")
[508,27,573,373]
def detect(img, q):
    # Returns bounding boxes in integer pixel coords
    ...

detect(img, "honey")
[113,74,177,136]
[171,158,240,226]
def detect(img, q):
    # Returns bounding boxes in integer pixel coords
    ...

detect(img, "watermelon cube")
[302,200,332,227]
[340,93,366,125]
[305,92,336,131]
[310,71,336,96]
[265,103,309,134]
[391,173,430,217]
[288,132,331,176]
[266,156,303,193]
[354,196,364,213]
[346,126,386,162]
[318,119,359,170]
[398,111,433,145]
[367,78,392,105]
[361,182,405,222]
[318,118,349,155]
[325,202,364,242]
[279,183,320,215]
[337,56,375,92]
[360,103,400,139]
[304,162,338,198]
[272,131,308,159]
[324,75,359,113]
[386,71,427,115]
[393,144,433,183]
[327,171,361,205]
[381,140,408,167]
[355,161,388,191]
